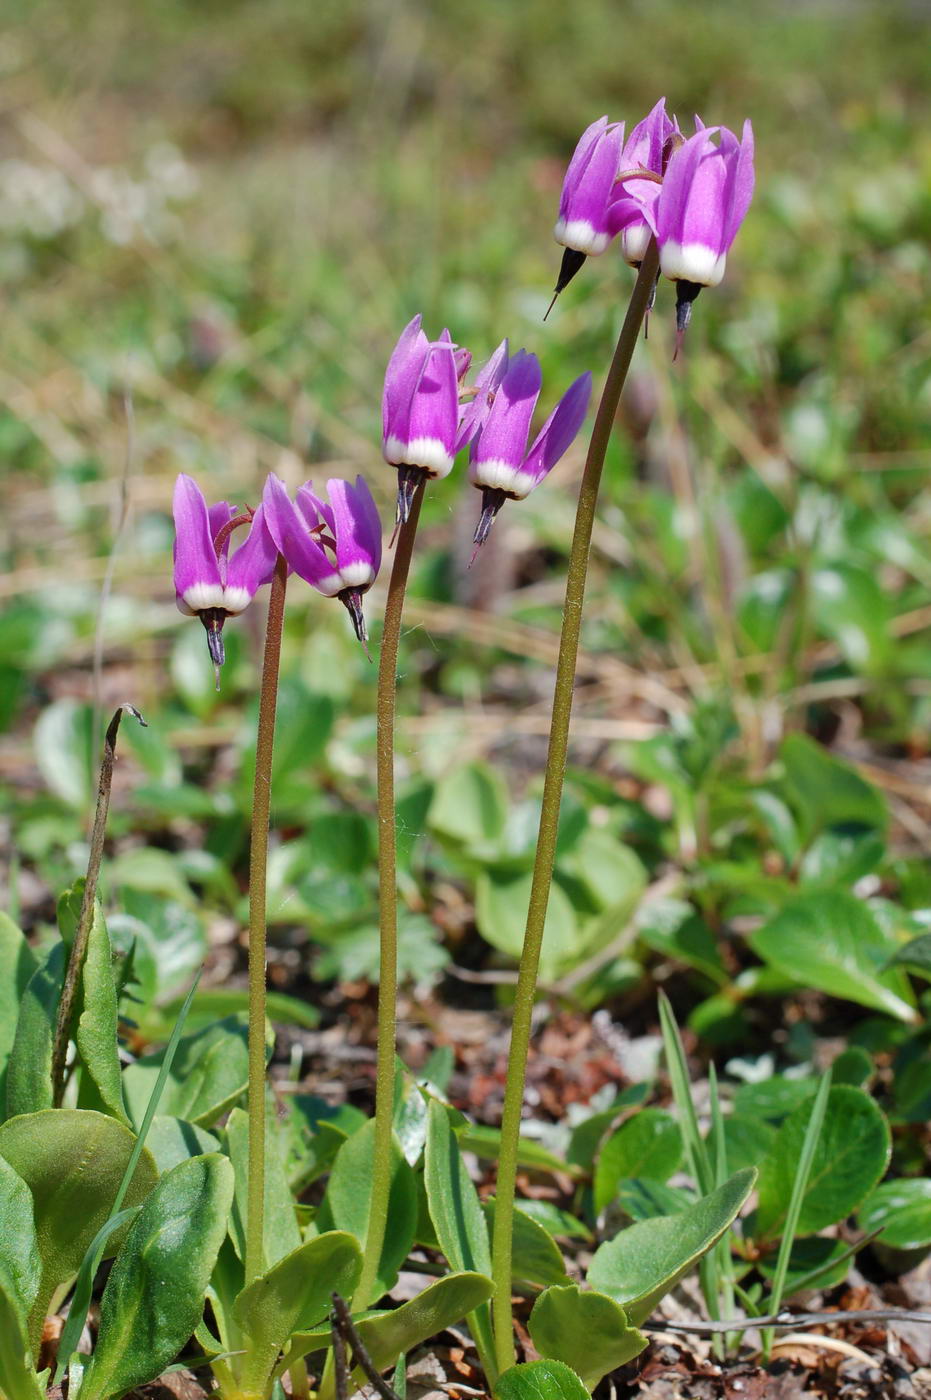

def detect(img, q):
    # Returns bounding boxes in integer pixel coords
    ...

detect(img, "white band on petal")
[221,586,253,615]
[554,218,611,256]
[181,582,228,612]
[468,458,538,500]
[384,435,454,479]
[337,561,376,589]
[660,241,727,287]
[620,223,652,266]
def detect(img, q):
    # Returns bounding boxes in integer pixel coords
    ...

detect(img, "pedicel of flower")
[172,473,278,686]
[262,472,382,651]
[468,350,592,558]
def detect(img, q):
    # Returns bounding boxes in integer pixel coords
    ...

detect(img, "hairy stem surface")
[245,555,288,1287]
[355,481,425,1308]
[490,244,660,1374]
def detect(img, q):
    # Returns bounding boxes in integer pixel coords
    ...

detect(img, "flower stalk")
[354,479,426,1309]
[245,553,289,1288]
[489,241,660,1374]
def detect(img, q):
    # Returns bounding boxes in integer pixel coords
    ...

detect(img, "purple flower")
[381,316,509,528]
[172,473,278,674]
[630,120,755,336]
[550,101,678,310]
[468,349,592,555]
[612,98,676,267]
[262,473,382,647]
[382,315,461,526]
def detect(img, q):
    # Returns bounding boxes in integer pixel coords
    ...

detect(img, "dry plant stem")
[245,554,288,1288]
[490,242,660,1377]
[51,703,146,1106]
[355,480,426,1310]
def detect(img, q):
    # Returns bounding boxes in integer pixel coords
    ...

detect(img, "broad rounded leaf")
[749,892,915,1022]
[78,1154,234,1400]
[756,1085,890,1239]
[858,1179,931,1252]
[0,915,38,1116]
[588,1169,755,1326]
[594,1110,682,1214]
[495,1359,590,1400]
[483,1199,569,1287]
[0,1108,158,1346]
[429,762,509,848]
[281,1271,494,1384]
[122,1014,259,1129]
[529,1284,647,1391]
[233,1231,362,1395]
[780,733,887,835]
[324,1118,417,1304]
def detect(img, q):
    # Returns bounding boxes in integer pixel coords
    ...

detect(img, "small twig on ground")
[331,1293,403,1400]
[645,1307,931,1335]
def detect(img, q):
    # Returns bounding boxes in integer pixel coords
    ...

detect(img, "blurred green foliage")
[1,0,930,1054]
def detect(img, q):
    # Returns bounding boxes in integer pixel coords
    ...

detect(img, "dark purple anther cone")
[338,586,369,647]
[545,248,587,319]
[471,487,507,560]
[395,464,428,528]
[200,608,227,667]
[675,280,703,335]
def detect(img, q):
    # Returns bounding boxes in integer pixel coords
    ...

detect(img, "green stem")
[355,481,426,1309]
[245,554,288,1288]
[51,702,146,1107]
[489,244,660,1376]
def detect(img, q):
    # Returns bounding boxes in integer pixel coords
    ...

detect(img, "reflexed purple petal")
[224,504,279,611]
[382,314,429,449]
[296,482,336,538]
[401,329,459,461]
[262,473,339,594]
[555,118,625,255]
[722,120,754,248]
[619,97,672,177]
[470,350,542,471]
[173,473,221,605]
[608,184,660,239]
[521,372,592,484]
[327,476,382,585]
[456,337,509,451]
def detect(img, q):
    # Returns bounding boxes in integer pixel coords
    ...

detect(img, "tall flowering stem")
[355,479,426,1308]
[490,242,660,1374]
[245,553,288,1288]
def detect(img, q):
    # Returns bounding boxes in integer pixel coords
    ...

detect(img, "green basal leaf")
[565,1084,651,1172]
[858,1179,931,1252]
[320,1117,417,1304]
[5,944,64,1119]
[528,1284,647,1392]
[284,1094,366,1191]
[755,1085,890,1240]
[77,1155,234,1400]
[588,1168,756,1326]
[887,933,931,980]
[231,1231,362,1397]
[757,1237,852,1297]
[428,761,509,849]
[593,1109,683,1214]
[0,915,38,1118]
[145,1116,220,1174]
[460,1122,575,1177]
[122,1013,261,1129]
[226,1104,301,1269]
[74,890,129,1124]
[749,891,916,1022]
[0,1108,158,1350]
[513,1200,592,1242]
[494,1359,590,1400]
[720,1114,777,1174]
[297,1272,494,1400]
[0,1154,40,1331]
[424,1099,494,1376]
[779,733,887,837]
[482,1199,569,1287]
[616,1178,692,1223]
[475,869,578,981]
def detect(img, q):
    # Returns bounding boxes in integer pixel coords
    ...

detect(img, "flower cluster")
[382,316,590,553]
[173,471,382,676]
[553,98,754,335]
